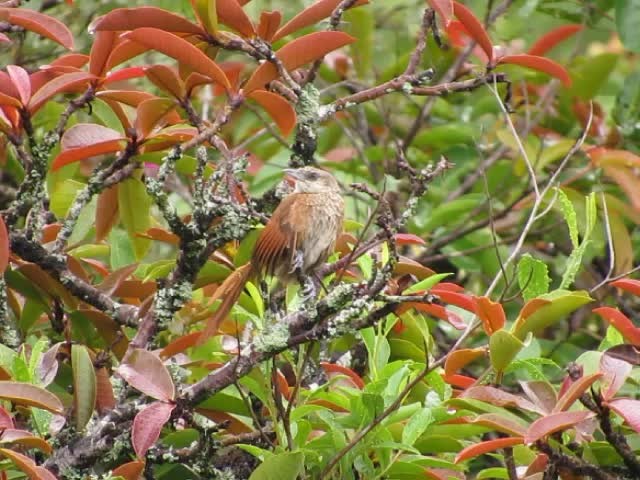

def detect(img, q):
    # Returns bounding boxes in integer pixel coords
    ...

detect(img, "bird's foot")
[289,250,304,275]
[300,276,319,306]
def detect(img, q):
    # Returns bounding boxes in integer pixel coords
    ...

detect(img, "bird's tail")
[199,263,253,344]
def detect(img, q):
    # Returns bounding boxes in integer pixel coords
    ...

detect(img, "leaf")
[0,215,8,273]
[520,381,557,415]
[122,28,230,90]
[444,348,485,386]
[105,39,149,73]
[461,386,543,414]
[524,410,592,444]
[452,1,493,64]
[248,451,305,480]
[489,330,524,373]
[498,54,572,88]
[95,367,116,413]
[92,7,203,34]
[112,460,145,480]
[473,296,505,335]
[52,123,125,171]
[607,398,640,432]
[553,372,602,412]
[608,211,634,275]
[455,437,523,463]
[616,0,640,53]
[118,177,152,260]
[0,448,52,480]
[132,401,175,458]
[403,272,451,294]
[71,345,97,430]
[89,31,118,77]
[528,24,583,56]
[243,31,356,93]
[217,0,256,38]
[272,0,368,42]
[257,11,282,42]
[95,185,119,242]
[135,98,179,139]
[394,233,426,246]
[512,290,593,340]
[593,307,640,346]
[144,65,186,99]
[462,413,527,437]
[320,362,365,389]
[600,353,632,400]
[247,90,296,136]
[427,0,454,27]
[0,381,63,414]
[28,72,96,114]
[103,67,146,85]
[0,429,52,454]
[611,278,640,297]
[192,0,218,33]
[6,65,30,105]
[0,8,74,49]
[118,348,175,401]
[517,254,550,301]
[402,407,434,446]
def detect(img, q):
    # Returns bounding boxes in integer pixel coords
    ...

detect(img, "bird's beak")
[283,168,302,182]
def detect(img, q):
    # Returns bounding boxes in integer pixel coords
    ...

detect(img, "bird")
[199,166,344,342]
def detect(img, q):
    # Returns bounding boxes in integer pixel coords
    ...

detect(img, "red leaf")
[593,307,640,346]
[257,11,282,42]
[0,406,13,429]
[431,287,475,312]
[0,216,8,273]
[524,410,593,444]
[96,90,155,107]
[95,367,116,414]
[52,123,125,171]
[103,67,146,85]
[320,362,365,389]
[51,53,90,69]
[122,28,231,90]
[519,298,551,319]
[553,372,602,412]
[272,0,368,42]
[394,233,426,246]
[0,449,52,480]
[462,386,543,414]
[427,0,453,27]
[132,401,175,458]
[217,0,256,38]
[90,31,118,77]
[402,302,466,330]
[0,8,74,50]
[6,65,30,105]
[528,24,583,57]
[611,278,640,297]
[92,7,203,35]
[600,353,632,400]
[247,90,296,136]
[135,98,179,139]
[452,1,493,64]
[112,460,145,480]
[243,31,355,93]
[28,72,96,114]
[497,54,571,87]
[0,33,10,43]
[159,332,201,359]
[444,348,485,384]
[118,349,175,401]
[472,296,505,335]
[145,65,186,99]
[96,185,119,242]
[51,140,124,171]
[607,398,640,433]
[105,39,149,72]
[455,436,523,463]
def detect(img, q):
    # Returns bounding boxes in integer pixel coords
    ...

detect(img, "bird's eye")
[307,172,318,180]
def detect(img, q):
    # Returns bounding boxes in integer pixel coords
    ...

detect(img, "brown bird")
[199,167,344,341]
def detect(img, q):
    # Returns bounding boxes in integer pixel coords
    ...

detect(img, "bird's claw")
[289,250,304,275]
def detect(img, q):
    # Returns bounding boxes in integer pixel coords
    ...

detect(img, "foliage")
[0,0,640,479]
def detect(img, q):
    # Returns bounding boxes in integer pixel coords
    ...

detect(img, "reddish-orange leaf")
[144,65,186,99]
[0,90,20,108]
[105,39,149,72]
[135,98,179,139]
[431,287,475,312]
[0,215,8,273]
[320,362,365,389]
[52,139,124,171]
[52,123,125,171]
[401,302,466,330]
[95,185,119,242]
[217,0,256,38]
[553,372,602,412]
[0,406,13,428]
[195,409,253,434]
[95,367,116,414]
[473,296,506,335]
[243,31,356,93]
[444,373,476,389]
[460,413,527,437]
[6,65,30,105]
[132,401,175,458]
[427,0,454,27]
[0,71,19,99]
[112,460,145,480]
[90,31,118,77]
[247,89,296,136]
[587,148,640,168]
[394,233,426,245]
[452,2,493,64]
[96,90,155,107]
[593,307,640,346]
[92,7,202,34]
[607,398,640,433]
[444,348,485,383]
[103,67,146,85]
[0,381,64,414]
[185,71,216,95]
[97,264,138,297]
[519,298,551,319]
[51,53,90,69]
[159,332,201,359]
[455,436,523,463]
[0,429,52,454]
[602,165,640,212]
[122,28,231,90]
[79,309,128,360]
[0,448,45,480]
[524,410,592,444]
[272,0,368,42]
[257,11,282,42]
[462,386,543,414]
[28,72,96,114]
[80,258,111,278]
[611,278,640,297]
[497,54,571,87]
[528,24,583,57]
[0,8,74,50]
[118,349,175,401]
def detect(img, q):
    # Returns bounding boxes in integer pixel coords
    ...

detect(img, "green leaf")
[517,254,550,301]
[50,179,84,218]
[117,177,151,260]
[570,53,618,99]
[560,193,597,289]
[489,330,525,373]
[344,7,373,78]
[557,188,578,248]
[613,70,640,140]
[402,407,434,446]
[248,451,304,480]
[108,229,136,270]
[403,273,451,294]
[616,0,640,52]
[71,344,97,430]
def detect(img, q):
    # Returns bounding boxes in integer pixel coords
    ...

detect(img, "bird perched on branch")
[199,167,344,342]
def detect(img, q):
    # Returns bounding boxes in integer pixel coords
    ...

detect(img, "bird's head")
[284,167,339,193]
